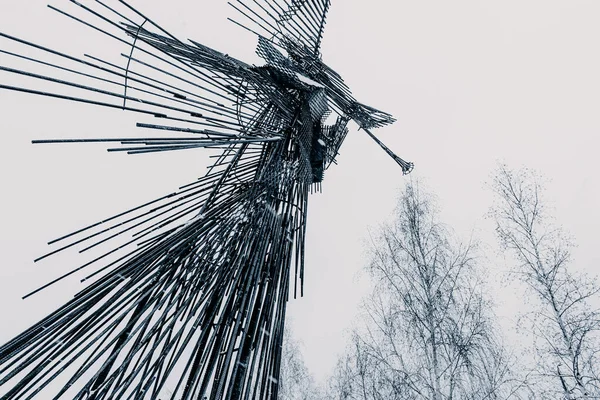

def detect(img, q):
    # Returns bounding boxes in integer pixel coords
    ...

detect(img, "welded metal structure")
[0,1,412,399]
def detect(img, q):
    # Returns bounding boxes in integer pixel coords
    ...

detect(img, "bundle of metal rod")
[0,1,412,399]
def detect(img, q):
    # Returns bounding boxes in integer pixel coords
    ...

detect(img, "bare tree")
[328,181,525,400]
[490,165,600,398]
[278,325,322,400]
[327,331,416,400]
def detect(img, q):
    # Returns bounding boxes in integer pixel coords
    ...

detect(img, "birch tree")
[278,326,321,400]
[490,165,600,398]
[329,181,524,400]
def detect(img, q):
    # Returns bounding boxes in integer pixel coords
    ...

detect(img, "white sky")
[0,0,599,387]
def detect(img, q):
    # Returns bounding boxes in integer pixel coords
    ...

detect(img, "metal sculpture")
[0,1,412,399]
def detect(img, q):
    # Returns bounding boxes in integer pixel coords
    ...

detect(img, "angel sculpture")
[0,1,412,399]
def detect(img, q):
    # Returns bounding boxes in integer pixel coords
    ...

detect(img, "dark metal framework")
[0,1,412,399]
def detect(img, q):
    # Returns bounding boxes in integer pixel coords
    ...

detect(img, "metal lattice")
[0,1,412,399]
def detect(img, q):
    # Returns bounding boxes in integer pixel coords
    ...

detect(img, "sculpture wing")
[0,0,288,154]
[228,0,332,56]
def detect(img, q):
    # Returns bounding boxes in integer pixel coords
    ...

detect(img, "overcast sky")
[0,0,599,387]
